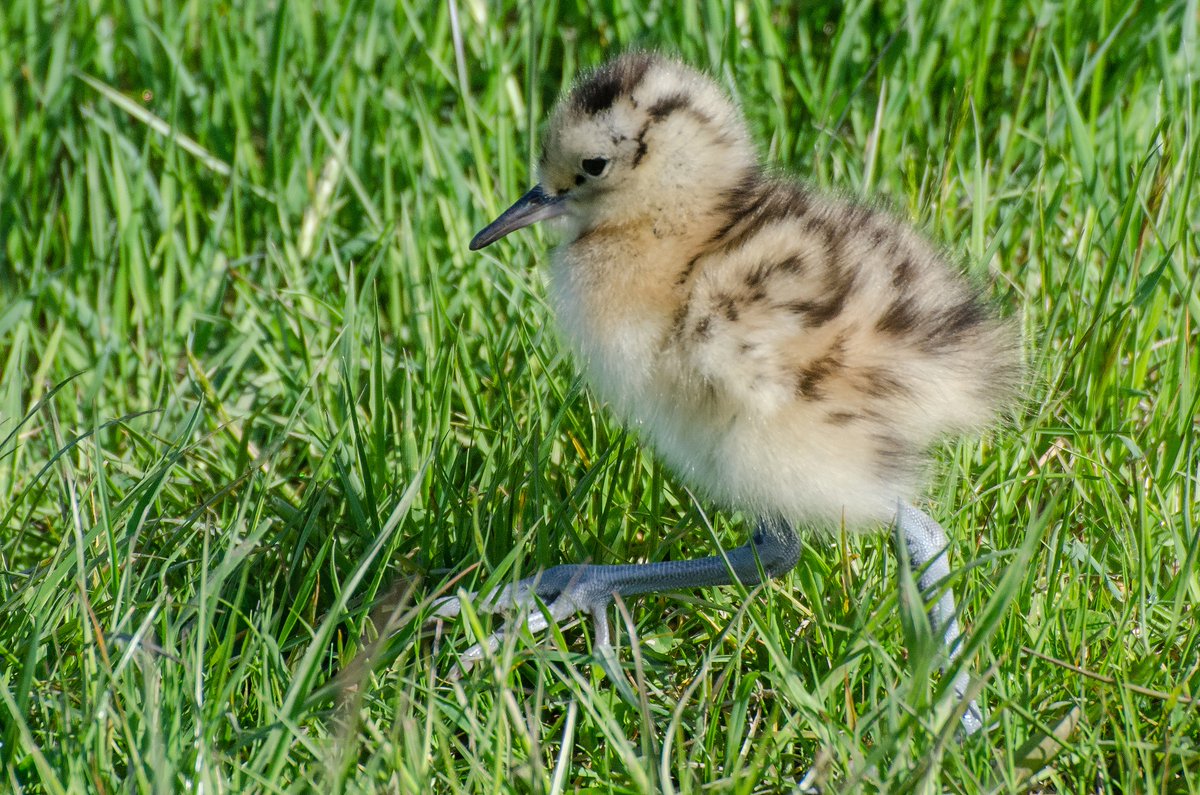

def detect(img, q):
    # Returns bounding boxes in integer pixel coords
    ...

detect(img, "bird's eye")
[581,157,609,177]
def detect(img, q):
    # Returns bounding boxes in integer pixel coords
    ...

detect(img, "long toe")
[428,574,544,624]
[952,670,984,735]
[430,594,464,619]
[448,588,612,677]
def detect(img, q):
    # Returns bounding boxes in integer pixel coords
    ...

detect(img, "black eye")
[581,157,609,177]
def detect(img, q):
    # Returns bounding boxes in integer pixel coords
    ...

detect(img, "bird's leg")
[893,501,984,734]
[431,517,801,672]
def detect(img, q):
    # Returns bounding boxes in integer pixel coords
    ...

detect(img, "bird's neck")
[546,227,690,404]
[547,168,765,406]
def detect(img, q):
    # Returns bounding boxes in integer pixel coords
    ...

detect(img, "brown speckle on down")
[571,53,655,115]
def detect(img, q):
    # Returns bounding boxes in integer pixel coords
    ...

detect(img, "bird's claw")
[428,571,616,678]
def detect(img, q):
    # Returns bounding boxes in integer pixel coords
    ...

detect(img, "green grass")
[2,0,1198,791]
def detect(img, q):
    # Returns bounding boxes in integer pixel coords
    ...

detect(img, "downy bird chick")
[441,52,1021,733]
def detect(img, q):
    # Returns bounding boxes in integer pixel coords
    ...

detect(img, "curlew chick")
[442,52,1021,733]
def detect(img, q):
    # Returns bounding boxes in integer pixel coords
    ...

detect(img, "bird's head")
[470,52,757,251]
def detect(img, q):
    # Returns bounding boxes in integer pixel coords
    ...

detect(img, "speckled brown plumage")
[449,53,1019,734]
[520,54,1022,528]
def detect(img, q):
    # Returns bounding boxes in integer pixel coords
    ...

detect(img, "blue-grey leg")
[894,501,984,734]
[431,517,801,671]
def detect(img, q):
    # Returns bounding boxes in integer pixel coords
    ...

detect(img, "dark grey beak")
[469,185,568,251]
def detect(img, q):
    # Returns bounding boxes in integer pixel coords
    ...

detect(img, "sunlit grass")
[1,1,1197,791]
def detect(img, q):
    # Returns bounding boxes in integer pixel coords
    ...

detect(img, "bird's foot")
[429,564,617,677]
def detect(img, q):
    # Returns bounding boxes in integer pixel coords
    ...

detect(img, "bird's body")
[552,179,1016,526]
[444,52,1021,733]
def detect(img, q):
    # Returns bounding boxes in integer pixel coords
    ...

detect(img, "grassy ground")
[2,0,1198,792]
